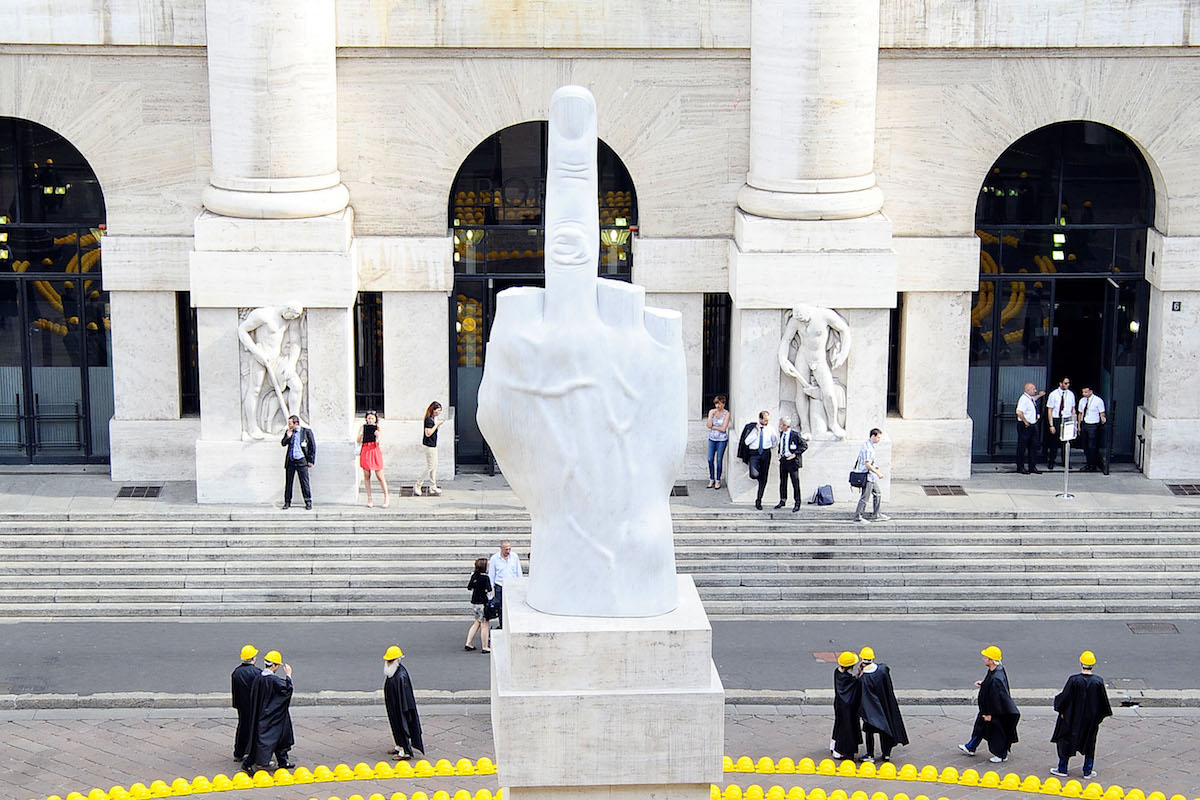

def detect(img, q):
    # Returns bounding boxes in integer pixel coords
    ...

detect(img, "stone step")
[3,595,1200,618]
[0,569,1196,590]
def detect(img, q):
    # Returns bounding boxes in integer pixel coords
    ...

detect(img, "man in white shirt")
[742,410,780,511]
[487,540,523,629]
[1077,386,1108,473]
[1043,376,1077,470]
[1015,382,1044,475]
[854,428,887,524]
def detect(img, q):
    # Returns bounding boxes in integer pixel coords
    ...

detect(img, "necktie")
[757,428,763,454]
[1082,397,1089,421]
[780,434,786,457]
[1059,393,1065,416]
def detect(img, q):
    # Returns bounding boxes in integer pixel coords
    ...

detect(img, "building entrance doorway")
[0,118,111,463]
[968,121,1153,465]
[447,121,636,471]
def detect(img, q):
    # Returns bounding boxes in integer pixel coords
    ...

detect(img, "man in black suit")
[774,416,807,512]
[281,415,316,509]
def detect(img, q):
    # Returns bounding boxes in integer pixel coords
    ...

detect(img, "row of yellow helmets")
[836,646,1096,668]
[240,644,404,662]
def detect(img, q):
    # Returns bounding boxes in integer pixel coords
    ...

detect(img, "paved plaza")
[2,705,1198,800]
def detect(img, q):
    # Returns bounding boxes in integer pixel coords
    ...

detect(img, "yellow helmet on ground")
[838,651,859,668]
[384,645,404,661]
[859,647,875,661]
[981,645,1003,661]
[1080,650,1097,667]
[240,645,258,661]
[265,650,282,665]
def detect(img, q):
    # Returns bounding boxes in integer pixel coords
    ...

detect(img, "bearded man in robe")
[383,645,424,760]
[241,650,295,773]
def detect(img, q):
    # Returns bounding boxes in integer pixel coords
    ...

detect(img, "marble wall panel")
[333,0,749,48]
[894,236,980,293]
[634,238,728,294]
[382,292,449,421]
[897,292,971,420]
[195,307,241,440]
[880,0,1194,49]
[110,418,200,480]
[1143,287,1200,419]
[305,307,355,435]
[336,54,749,239]
[6,0,205,45]
[887,416,972,480]
[357,236,453,293]
[876,54,1200,237]
[1146,232,1200,292]
[0,52,209,236]
[646,293,703,418]
[101,236,192,292]
[110,291,181,419]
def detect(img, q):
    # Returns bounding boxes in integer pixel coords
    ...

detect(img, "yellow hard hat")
[838,651,859,668]
[859,647,875,661]
[384,645,404,661]
[240,645,258,661]
[1080,650,1097,667]
[265,650,282,665]
[981,645,1003,661]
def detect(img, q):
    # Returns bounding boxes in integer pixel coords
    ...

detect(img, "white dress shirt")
[1046,387,1076,420]
[1077,394,1106,424]
[488,551,523,588]
[1017,393,1039,425]
[743,424,779,453]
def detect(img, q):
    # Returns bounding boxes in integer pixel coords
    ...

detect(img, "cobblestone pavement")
[2,705,1197,800]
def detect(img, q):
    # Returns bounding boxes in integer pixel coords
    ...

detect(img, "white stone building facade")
[2,0,1198,502]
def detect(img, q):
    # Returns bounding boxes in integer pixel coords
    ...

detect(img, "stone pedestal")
[491,576,724,800]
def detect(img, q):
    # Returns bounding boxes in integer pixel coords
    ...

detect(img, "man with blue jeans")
[1050,651,1111,779]
[855,428,888,524]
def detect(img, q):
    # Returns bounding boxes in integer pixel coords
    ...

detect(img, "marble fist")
[476,86,687,618]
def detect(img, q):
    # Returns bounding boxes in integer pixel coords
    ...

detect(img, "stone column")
[190,0,357,503]
[736,0,883,221]
[201,0,349,219]
[727,0,896,505]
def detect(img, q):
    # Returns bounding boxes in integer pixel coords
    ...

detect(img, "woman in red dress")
[357,410,390,508]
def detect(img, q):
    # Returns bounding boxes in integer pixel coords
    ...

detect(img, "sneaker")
[1083,771,1098,780]
[873,513,891,521]
[881,756,891,763]
[856,516,870,524]
[958,744,976,756]
[412,486,422,496]
[860,755,875,764]
[1049,768,1068,778]
[831,750,843,759]
[430,486,442,495]
[989,755,1007,763]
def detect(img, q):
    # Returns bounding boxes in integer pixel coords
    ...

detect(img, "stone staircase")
[1,511,1199,617]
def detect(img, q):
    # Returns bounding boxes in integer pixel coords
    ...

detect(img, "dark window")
[448,121,636,278]
[354,292,383,414]
[887,297,902,414]
[701,293,732,417]
[176,292,199,416]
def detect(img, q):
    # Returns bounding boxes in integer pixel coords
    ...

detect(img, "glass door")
[0,280,24,457]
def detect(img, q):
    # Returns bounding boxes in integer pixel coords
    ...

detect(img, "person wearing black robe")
[1050,651,1111,779]
[856,647,908,763]
[960,645,1020,763]
[383,645,424,760]
[831,651,862,760]
[231,645,260,761]
[240,651,295,773]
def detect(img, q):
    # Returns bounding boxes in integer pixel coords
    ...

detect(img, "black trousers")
[284,459,311,505]
[1081,422,1102,469]
[863,723,895,758]
[1044,416,1064,467]
[1016,422,1039,471]
[749,453,771,501]
[493,584,504,629]
[778,462,800,506]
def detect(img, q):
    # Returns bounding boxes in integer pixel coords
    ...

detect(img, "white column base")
[1137,406,1200,480]
[195,439,357,505]
[492,576,724,796]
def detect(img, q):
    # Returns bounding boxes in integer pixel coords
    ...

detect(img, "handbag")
[810,484,834,506]
[849,470,868,487]
[484,596,500,621]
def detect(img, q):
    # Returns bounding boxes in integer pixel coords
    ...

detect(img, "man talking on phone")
[281,415,316,509]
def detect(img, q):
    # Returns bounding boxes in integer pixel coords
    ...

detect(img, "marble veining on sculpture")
[239,304,307,439]
[476,85,687,618]
[778,303,852,440]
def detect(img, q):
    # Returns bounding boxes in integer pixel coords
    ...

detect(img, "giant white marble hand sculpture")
[239,304,306,440]
[476,86,687,618]
[777,303,851,440]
